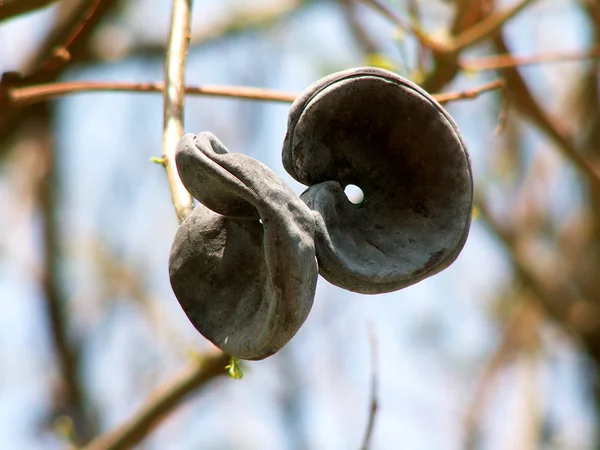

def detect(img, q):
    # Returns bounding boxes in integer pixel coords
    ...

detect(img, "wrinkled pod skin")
[283,67,473,293]
[169,133,318,360]
[169,67,473,360]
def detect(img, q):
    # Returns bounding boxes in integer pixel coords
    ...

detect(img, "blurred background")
[1,0,599,448]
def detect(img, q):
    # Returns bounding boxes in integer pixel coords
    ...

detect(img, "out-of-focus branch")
[421,0,534,92]
[463,302,538,450]
[7,81,298,105]
[19,0,105,82]
[0,0,59,22]
[5,79,502,107]
[406,0,427,73]
[34,106,91,444]
[491,34,600,194]
[451,0,537,52]
[0,0,118,158]
[462,46,600,71]
[357,0,444,51]
[162,0,194,223]
[475,196,579,333]
[337,0,379,55]
[360,324,379,450]
[84,352,230,450]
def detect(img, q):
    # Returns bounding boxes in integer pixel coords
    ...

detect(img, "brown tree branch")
[0,0,118,158]
[162,0,194,222]
[356,0,445,52]
[337,0,380,56]
[83,352,230,450]
[5,79,502,107]
[7,81,298,105]
[451,0,537,52]
[434,79,504,105]
[34,106,91,444]
[462,46,600,71]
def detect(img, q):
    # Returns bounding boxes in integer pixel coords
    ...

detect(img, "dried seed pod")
[169,133,317,360]
[283,67,473,294]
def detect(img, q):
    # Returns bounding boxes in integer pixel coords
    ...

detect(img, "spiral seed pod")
[283,67,473,294]
[169,133,318,360]
[169,68,473,359]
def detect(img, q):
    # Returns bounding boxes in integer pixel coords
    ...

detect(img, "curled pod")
[283,67,473,294]
[169,133,318,360]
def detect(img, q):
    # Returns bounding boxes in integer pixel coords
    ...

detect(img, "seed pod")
[283,67,473,293]
[169,133,317,360]
[169,68,473,360]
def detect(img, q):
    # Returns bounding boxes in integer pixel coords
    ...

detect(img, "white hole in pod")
[344,184,364,205]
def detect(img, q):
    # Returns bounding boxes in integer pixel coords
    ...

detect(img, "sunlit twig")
[6,81,298,105]
[6,79,502,107]
[434,79,504,105]
[162,0,194,223]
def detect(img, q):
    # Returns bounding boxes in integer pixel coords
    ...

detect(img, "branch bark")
[84,352,230,450]
[6,79,502,107]
[162,0,194,222]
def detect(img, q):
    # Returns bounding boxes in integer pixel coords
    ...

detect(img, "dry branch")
[434,79,504,105]
[452,0,537,51]
[162,0,194,222]
[7,81,298,105]
[36,108,90,444]
[0,0,118,158]
[6,79,502,107]
[84,352,230,450]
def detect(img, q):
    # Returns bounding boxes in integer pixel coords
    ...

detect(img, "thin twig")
[434,79,504,105]
[0,0,117,159]
[357,0,445,52]
[337,0,379,55]
[33,107,91,443]
[21,0,105,79]
[462,46,600,71]
[162,0,194,222]
[84,352,230,450]
[7,81,298,106]
[406,0,427,74]
[6,79,502,107]
[360,324,379,450]
[451,0,537,51]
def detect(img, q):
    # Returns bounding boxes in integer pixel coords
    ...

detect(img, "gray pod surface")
[169,133,317,360]
[283,67,473,293]
[169,67,473,360]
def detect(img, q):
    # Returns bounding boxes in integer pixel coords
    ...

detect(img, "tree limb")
[83,352,230,450]
[162,0,194,222]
